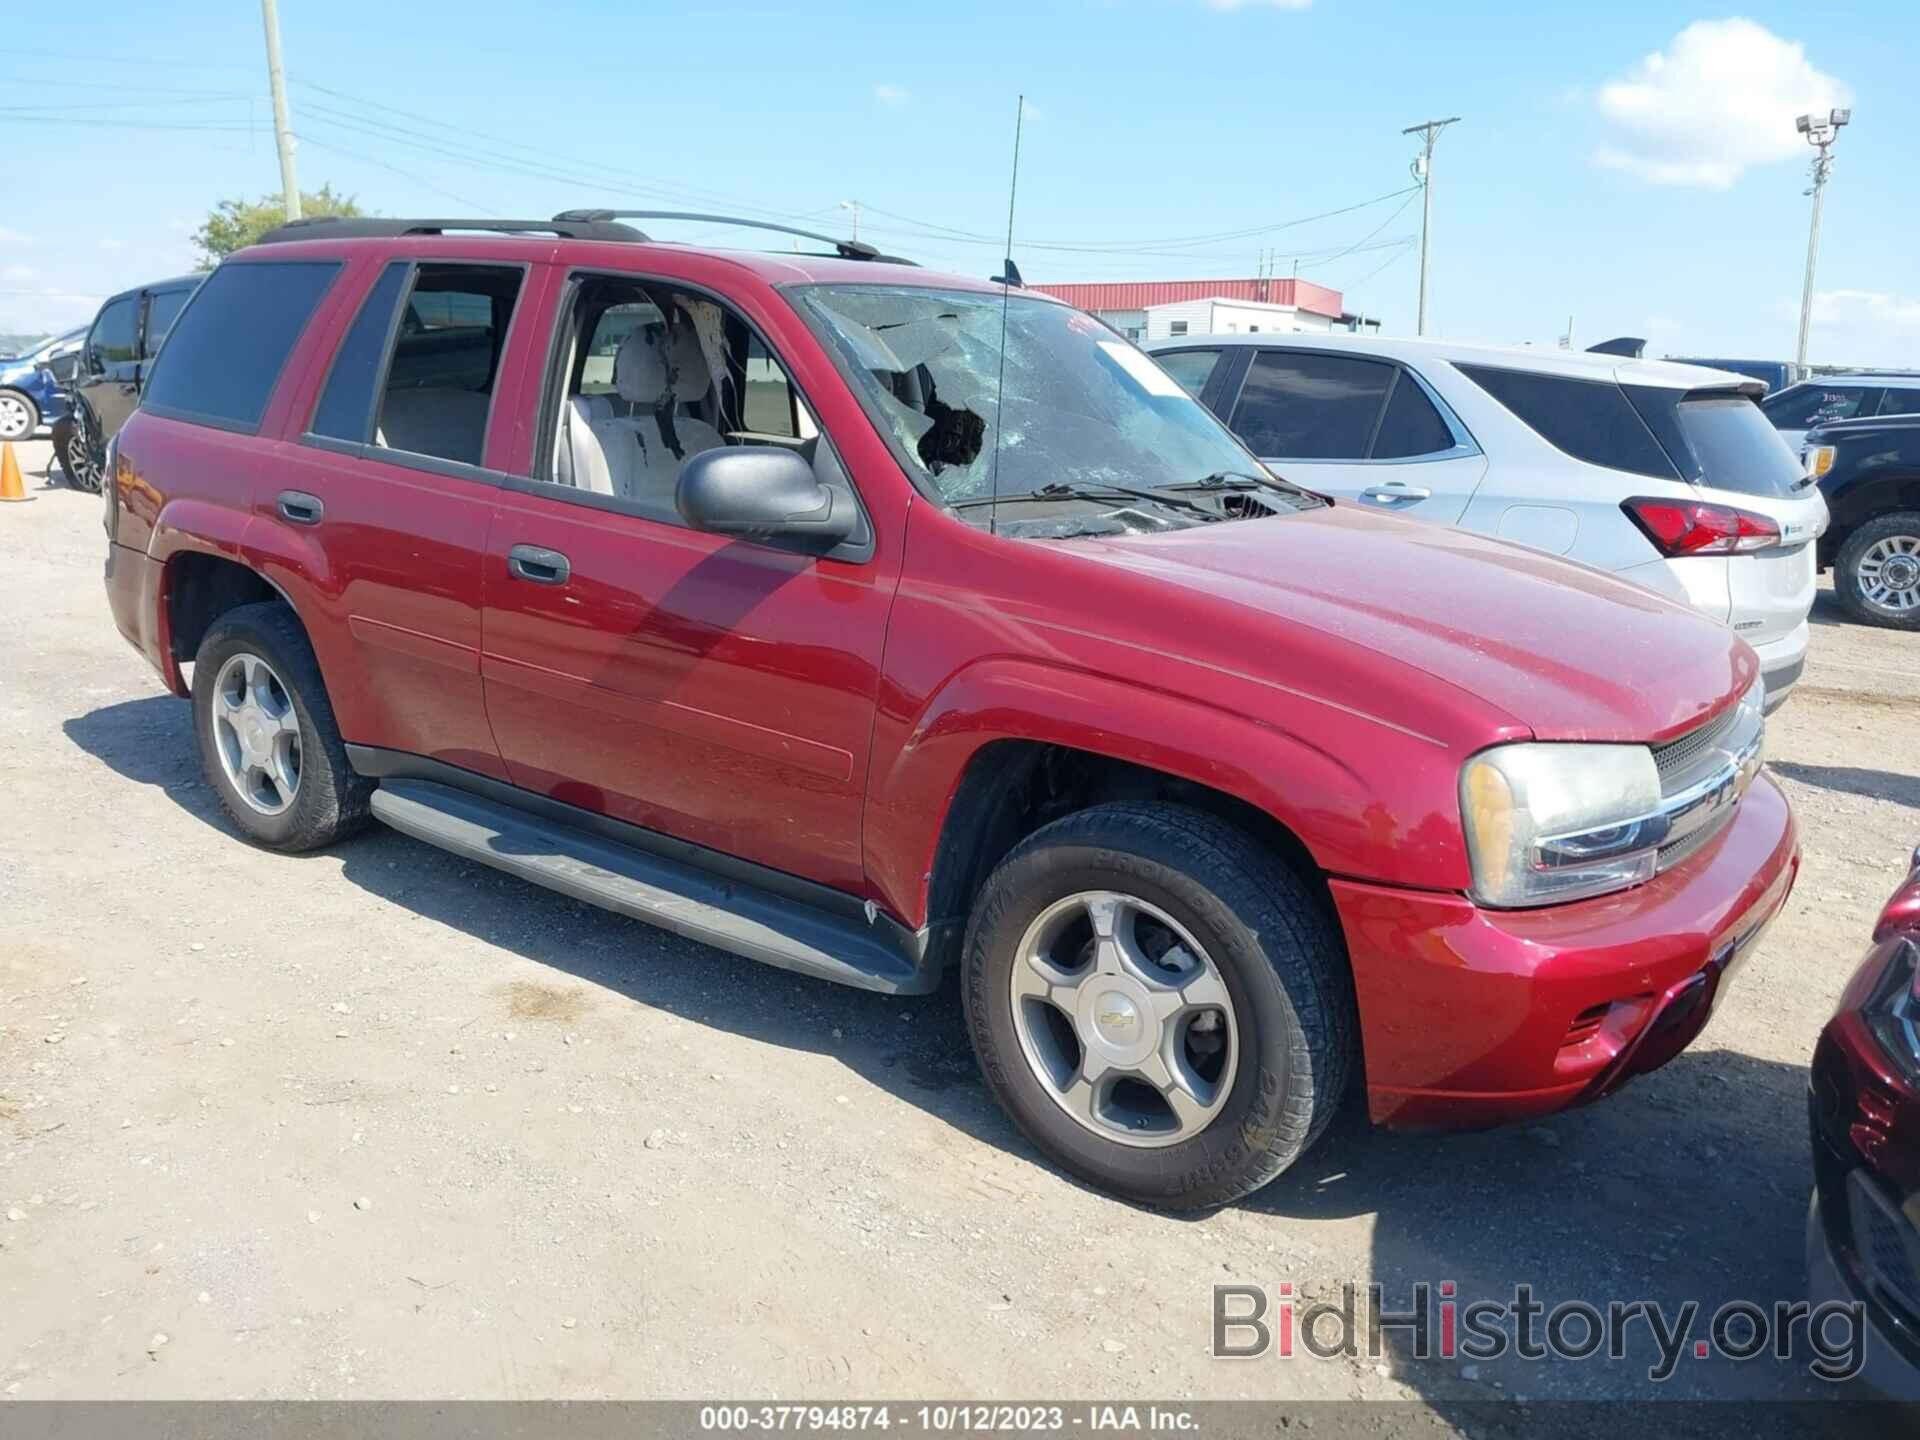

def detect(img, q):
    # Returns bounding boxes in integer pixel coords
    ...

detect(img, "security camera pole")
[1402,117,1459,337]
[1794,107,1851,369]
[261,0,302,221]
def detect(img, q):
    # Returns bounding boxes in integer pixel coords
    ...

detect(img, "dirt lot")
[2,434,1917,1410]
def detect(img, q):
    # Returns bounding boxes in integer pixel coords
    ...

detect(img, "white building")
[1031,278,1378,343]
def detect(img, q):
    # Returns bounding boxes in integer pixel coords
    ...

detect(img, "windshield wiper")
[1165,469,1319,503]
[953,482,1223,521]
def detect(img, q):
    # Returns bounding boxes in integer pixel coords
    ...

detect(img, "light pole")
[260,0,301,221]
[839,199,861,242]
[1402,117,1459,337]
[1794,107,1850,370]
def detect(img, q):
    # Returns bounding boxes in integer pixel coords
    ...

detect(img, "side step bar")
[369,779,935,994]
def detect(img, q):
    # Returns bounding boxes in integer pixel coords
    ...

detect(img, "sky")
[4,2,1915,366]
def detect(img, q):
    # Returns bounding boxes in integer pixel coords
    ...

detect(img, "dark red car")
[1809,847,1920,1395]
[101,213,1799,1207]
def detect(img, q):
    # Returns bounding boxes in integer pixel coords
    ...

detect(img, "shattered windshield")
[792,284,1314,533]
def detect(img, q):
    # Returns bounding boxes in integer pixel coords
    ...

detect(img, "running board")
[369,779,934,994]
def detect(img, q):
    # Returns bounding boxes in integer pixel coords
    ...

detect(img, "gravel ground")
[2,435,1917,1410]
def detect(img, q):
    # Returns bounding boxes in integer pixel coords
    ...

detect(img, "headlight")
[1460,742,1664,907]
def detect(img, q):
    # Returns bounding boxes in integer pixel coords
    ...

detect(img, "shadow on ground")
[1771,760,1920,810]
[65,693,1833,1409]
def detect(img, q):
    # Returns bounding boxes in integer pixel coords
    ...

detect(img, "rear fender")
[146,499,263,695]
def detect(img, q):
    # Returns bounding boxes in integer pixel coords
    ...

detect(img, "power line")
[294,134,500,214]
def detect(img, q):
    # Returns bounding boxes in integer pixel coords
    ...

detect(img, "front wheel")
[1835,512,1920,631]
[962,803,1356,1210]
[0,389,38,442]
[191,603,373,851]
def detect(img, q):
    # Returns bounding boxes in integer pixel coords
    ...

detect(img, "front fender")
[862,654,1473,929]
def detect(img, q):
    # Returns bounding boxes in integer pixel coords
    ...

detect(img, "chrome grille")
[1652,703,1742,791]
[1647,684,1766,876]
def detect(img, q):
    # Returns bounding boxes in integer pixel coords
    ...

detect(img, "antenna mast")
[987,94,1025,538]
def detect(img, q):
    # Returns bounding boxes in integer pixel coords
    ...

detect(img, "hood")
[0,359,36,384]
[1068,506,1756,744]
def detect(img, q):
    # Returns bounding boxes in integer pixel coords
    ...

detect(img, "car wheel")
[0,389,38,441]
[962,802,1356,1210]
[191,602,374,851]
[59,410,103,493]
[1835,512,1920,631]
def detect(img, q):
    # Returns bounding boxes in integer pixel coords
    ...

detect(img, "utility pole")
[1402,116,1459,337]
[839,199,861,242]
[1794,107,1851,369]
[260,0,301,220]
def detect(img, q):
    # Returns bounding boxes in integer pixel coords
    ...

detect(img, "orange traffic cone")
[0,440,33,502]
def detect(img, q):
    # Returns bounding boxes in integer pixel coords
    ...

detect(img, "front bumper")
[1332,770,1799,1128]
[1808,1191,1920,1400]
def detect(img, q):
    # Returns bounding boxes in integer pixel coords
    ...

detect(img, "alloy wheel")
[1008,890,1238,1148]
[210,652,303,815]
[1857,534,1920,615]
[0,393,32,440]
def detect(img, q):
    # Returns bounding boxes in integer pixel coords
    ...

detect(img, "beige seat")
[565,327,721,515]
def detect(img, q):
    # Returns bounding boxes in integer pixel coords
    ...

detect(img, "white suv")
[1146,333,1827,711]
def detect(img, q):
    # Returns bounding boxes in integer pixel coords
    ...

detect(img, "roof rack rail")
[550,210,913,265]
[252,216,650,247]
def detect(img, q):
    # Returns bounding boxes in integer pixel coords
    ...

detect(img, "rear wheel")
[962,803,1355,1210]
[0,389,37,441]
[191,603,373,851]
[59,410,102,493]
[1835,513,1920,631]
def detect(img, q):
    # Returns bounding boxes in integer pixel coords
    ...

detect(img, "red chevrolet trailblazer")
[100,212,1798,1207]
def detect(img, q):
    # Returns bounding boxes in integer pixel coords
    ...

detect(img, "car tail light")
[1621,497,1782,557]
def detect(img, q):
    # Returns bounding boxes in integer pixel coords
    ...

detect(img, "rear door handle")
[507,543,571,585]
[276,490,325,525]
[1360,482,1432,505]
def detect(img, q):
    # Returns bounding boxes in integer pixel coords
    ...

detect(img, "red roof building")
[1033,277,1346,321]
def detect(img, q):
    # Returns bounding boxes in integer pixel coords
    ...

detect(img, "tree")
[192,185,365,268]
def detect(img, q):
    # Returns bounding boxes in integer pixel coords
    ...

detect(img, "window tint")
[1762,384,1871,430]
[1458,364,1677,480]
[1154,349,1222,399]
[371,263,523,467]
[140,261,340,429]
[1231,351,1395,459]
[1669,395,1806,498]
[1371,373,1457,458]
[142,287,193,358]
[310,262,410,443]
[90,297,138,366]
[1878,388,1920,418]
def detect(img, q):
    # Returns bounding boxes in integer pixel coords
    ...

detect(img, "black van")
[60,274,201,491]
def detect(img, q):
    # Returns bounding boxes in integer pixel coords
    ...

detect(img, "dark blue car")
[0,326,84,441]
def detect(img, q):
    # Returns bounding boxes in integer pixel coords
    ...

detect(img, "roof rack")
[253,216,650,246]
[550,210,914,265]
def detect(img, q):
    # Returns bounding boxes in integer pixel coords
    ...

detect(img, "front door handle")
[276,490,325,525]
[1360,482,1433,505]
[507,543,571,585]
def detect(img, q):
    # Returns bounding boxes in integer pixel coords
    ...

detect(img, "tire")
[962,802,1356,1210]
[1834,512,1920,631]
[191,602,373,851]
[0,388,38,442]
[59,410,102,493]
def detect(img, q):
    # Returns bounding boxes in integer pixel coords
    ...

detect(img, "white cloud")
[1204,0,1311,9]
[1806,290,1920,368]
[1594,19,1848,188]
[2,264,37,283]
[873,83,909,106]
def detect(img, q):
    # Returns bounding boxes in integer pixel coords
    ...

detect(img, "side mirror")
[676,446,855,546]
